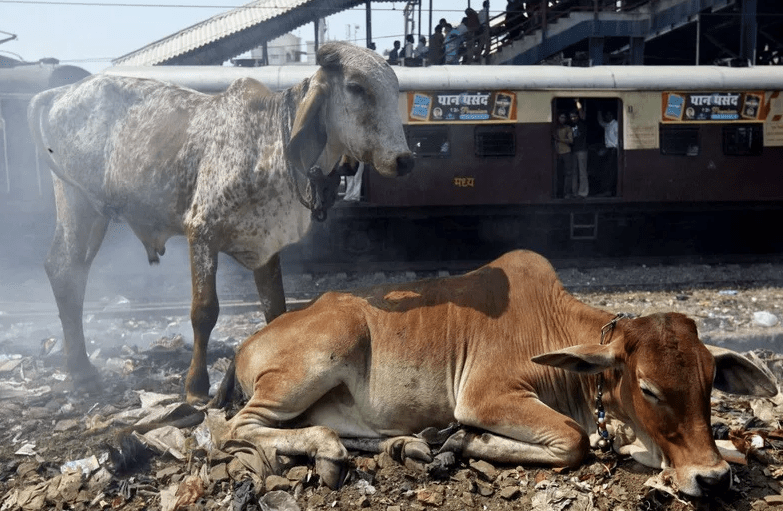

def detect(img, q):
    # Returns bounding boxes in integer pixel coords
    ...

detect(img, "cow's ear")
[532,344,620,374]
[286,74,328,174]
[706,345,779,397]
[316,42,345,70]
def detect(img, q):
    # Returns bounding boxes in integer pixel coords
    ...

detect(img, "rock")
[286,465,310,483]
[764,495,783,506]
[308,494,325,507]
[266,475,292,492]
[469,459,498,481]
[357,495,371,508]
[156,465,182,482]
[476,480,494,497]
[416,486,445,506]
[459,491,474,507]
[500,485,521,500]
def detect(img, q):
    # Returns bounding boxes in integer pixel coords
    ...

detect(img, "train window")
[407,126,450,158]
[722,124,762,156]
[474,126,516,157]
[659,125,700,156]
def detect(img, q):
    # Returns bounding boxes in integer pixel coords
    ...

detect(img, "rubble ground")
[1,261,783,511]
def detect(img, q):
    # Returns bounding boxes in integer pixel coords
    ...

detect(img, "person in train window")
[597,110,619,196]
[570,102,589,198]
[554,112,575,198]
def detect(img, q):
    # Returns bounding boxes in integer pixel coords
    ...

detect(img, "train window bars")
[722,124,763,156]
[659,125,700,156]
[474,126,516,158]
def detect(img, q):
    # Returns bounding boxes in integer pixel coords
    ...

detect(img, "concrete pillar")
[629,37,644,64]
[589,37,605,65]
[739,0,757,64]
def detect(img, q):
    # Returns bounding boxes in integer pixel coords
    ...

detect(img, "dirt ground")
[1,261,783,511]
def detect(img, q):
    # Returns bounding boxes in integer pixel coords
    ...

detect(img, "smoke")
[0,217,258,358]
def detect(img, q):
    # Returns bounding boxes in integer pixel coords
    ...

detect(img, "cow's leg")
[253,252,286,324]
[228,391,350,489]
[229,421,348,489]
[185,239,219,403]
[45,181,108,390]
[342,436,433,464]
[450,397,590,468]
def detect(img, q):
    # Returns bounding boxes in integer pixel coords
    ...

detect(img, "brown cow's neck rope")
[595,312,633,451]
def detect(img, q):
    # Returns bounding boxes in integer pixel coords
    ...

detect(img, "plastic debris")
[60,455,100,476]
[138,426,188,460]
[753,311,779,327]
[14,443,38,456]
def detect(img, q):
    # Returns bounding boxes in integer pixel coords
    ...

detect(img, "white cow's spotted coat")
[27,42,413,401]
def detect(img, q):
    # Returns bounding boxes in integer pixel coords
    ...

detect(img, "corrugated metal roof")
[113,0,370,67]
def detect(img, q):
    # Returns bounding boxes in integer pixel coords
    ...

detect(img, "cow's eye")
[640,384,660,403]
[346,82,365,96]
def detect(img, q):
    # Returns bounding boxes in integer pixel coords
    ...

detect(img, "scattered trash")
[137,391,180,409]
[60,455,100,476]
[753,311,779,327]
[1,287,782,509]
[14,443,37,457]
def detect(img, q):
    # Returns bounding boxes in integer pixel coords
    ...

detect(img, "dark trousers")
[558,152,574,197]
[598,147,617,196]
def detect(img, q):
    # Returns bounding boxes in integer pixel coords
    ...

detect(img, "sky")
[1,0,503,74]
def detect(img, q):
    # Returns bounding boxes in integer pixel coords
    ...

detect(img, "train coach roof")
[103,64,783,93]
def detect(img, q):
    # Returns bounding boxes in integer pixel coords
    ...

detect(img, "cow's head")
[533,312,778,497]
[286,41,414,179]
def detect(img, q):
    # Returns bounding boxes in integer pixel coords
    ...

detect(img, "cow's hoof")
[67,364,102,395]
[403,439,433,463]
[315,455,347,490]
[438,429,468,456]
[185,391,210,406]
[185,371,211,404]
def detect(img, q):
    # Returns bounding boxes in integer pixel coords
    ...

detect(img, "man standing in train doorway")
[597,110,618,197]
[570,101,589,198]
[555,112,574,198]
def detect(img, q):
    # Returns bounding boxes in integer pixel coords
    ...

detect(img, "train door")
[552,97,621,199]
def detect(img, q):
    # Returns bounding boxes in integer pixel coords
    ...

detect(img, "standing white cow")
[27,42,414,402]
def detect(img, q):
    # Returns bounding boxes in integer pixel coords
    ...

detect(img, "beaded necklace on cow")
[595,312,633,452]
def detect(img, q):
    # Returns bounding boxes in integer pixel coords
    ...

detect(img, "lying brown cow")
[27,42,413,402]
[225,250,777,497]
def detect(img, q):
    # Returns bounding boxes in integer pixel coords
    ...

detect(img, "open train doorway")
[552,97,621,199]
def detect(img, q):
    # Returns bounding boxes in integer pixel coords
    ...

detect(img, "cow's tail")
[27,84,106,210]
[208,358,237,410]
[27,87,67,178]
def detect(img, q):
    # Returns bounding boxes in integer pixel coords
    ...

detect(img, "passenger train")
[3,62,782,268]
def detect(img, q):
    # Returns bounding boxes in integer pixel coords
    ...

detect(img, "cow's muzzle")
[694,469,732,495]
[396,154,415,176]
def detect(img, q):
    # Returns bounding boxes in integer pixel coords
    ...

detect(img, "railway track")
[2,253,781,323]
